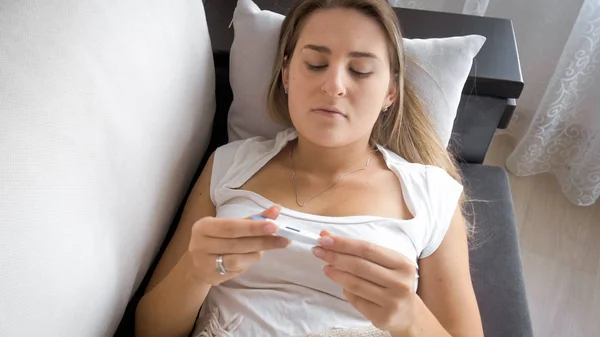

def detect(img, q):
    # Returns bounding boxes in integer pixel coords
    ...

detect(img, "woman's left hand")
[312,231,418,335]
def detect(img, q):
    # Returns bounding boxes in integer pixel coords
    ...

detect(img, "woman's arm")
[312,204,482,337]
[415,206,484,337]
[135,153,216,337]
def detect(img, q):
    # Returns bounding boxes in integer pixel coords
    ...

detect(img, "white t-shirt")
[192,128,463,337]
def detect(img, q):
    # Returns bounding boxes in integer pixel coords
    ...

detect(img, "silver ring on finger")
[216,255,228,275]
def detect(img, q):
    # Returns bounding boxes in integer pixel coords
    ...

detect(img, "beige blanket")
[193,306,392,337]
[297,326,391,337]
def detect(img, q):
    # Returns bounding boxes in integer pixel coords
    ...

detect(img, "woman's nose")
[321,66,347,98]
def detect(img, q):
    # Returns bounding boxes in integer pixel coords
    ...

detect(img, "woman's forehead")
[296,8,390,59]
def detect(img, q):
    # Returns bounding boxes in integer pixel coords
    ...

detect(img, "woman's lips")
[311,108,346,118]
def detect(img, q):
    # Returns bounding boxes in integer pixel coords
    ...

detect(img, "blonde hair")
[266,0,471,233]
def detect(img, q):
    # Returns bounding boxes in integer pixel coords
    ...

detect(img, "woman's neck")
[290,135,377,178]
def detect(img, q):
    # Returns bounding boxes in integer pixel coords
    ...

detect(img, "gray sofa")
[2,1,531,336]
[117,3,533,337]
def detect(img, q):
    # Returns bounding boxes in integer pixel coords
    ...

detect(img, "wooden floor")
[483,135,600,337]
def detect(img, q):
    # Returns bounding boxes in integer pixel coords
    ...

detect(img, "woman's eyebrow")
[302,44,331,54]
[301,44,380,61]
[348,51,379,60]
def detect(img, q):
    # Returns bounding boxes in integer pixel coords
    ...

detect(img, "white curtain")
[391,0,600,206]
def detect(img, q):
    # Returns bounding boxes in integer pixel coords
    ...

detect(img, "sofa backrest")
[0,1,215,335]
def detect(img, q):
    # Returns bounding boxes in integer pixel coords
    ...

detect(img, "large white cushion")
[227,0,485,146]
[0,1,215,335]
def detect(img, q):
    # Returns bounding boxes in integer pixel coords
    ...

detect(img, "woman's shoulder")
[377,146,463,210]
[377,146,463,258]
[211,137,273,184]
[210,129,296,195]
[214,128,296,164]
[377,146,428,177]
[378,146,460,184]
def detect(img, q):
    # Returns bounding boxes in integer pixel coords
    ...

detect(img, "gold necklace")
[289,144,379,207]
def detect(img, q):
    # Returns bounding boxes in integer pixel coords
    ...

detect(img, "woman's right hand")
[187,205,289,285]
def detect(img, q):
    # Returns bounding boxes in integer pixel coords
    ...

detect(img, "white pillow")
[228,0,486,146]
[0,0,215,335]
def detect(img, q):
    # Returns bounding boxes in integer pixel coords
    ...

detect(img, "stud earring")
[284,87,288,95]
[382,106,389,112]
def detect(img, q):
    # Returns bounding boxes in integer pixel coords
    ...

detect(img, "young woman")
[135,1,483,336]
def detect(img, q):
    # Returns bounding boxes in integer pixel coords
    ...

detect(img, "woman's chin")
[296,125,354,148]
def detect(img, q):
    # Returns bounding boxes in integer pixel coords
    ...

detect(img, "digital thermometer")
[252,215,320,246]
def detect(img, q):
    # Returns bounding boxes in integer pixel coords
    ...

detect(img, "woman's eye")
[305,62,372,78]
[350,69,372,78]
[306,63,327,71]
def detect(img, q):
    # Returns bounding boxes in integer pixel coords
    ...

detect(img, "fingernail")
[264,223,277,233]
[312,246,325,257]
[277,237,289,247]
[322,264,331,273]
[318,236,334,247]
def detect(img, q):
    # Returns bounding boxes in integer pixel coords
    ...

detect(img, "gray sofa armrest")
[460,164,533,337]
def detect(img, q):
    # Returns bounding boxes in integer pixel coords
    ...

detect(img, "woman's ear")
[385,77,398,107]
[281,55,290,91]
